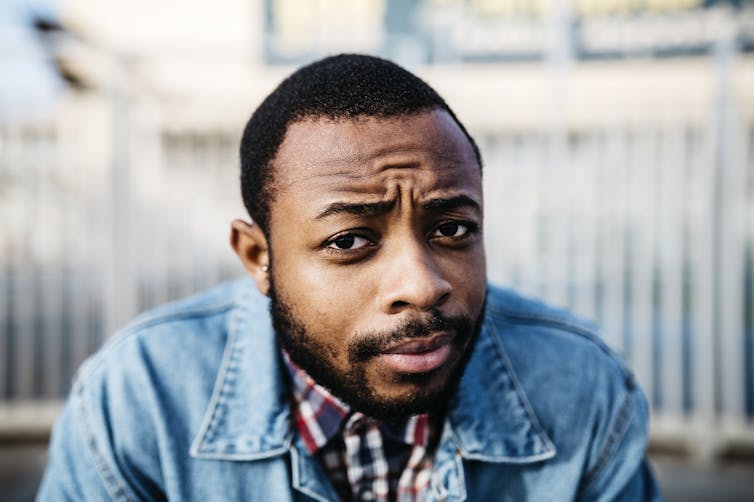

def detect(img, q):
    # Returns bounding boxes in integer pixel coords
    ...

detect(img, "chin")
[354,389,448,422]
[354,366,458,421]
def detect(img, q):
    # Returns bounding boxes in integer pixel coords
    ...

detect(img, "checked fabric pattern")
[283,352,437,501]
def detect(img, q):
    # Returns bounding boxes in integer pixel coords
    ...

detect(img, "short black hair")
[239,53,482,235]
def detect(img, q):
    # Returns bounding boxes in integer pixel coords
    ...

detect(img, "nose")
[379,239,452,314]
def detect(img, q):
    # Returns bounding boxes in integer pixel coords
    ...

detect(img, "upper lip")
[381,331,454,355]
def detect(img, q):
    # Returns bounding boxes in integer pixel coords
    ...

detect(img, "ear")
[230,219,270,296]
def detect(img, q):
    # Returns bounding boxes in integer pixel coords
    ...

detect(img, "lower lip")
[376,342,453,374]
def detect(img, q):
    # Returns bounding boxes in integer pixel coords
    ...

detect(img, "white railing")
[0,103,245,400]
[1,57,753,458]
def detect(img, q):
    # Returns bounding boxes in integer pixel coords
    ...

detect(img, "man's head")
[231,54,487,420]
[239,54,482,236]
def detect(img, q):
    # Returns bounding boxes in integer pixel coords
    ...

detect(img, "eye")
[326,233,372,250]
[433,222,469,238]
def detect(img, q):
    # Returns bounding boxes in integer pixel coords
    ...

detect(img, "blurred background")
[1,0,754,499]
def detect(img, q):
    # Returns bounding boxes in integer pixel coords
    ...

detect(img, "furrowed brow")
[422,195,480,213]
[316,199,397,220]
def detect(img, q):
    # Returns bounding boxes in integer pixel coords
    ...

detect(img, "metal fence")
[481,116,753,444]
[1,56,753,455]
[1,100,245,400]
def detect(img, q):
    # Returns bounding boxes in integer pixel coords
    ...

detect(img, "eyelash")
[432,221,479,239]
[322,220,479,255]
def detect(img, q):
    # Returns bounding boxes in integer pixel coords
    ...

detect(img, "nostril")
[391,300,409,310]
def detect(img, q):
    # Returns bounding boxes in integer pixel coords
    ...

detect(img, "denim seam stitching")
[486,304,599,339]
[77,389,134,502]
[189,292,246,455]
[77,304,234,386]
[487,303,634,383]
[486,320,558,457]
[120,302,236,337]
[580,390,635,487]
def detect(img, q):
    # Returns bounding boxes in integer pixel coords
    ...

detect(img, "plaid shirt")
[283,352,437,502]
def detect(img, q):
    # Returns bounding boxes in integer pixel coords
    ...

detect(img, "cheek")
[275,250,375,319]
[442,247,486,293]
[280,270,363,328]
[272,268,362,360]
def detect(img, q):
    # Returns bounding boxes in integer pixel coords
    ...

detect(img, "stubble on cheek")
[268,264,486,419]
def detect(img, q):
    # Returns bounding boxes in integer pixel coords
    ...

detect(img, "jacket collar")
[446,313,556,462]
[190,280,556,464]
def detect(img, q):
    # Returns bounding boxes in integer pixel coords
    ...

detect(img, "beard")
[268,276,484,422]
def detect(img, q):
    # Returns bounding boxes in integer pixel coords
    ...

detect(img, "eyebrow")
[315,194,480,220]
[316,199,397,219]
[422,195,480,213]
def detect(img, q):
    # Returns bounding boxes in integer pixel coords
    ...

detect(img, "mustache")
[348,311,472,362]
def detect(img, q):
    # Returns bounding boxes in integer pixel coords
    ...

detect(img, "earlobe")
[230,219,271,296]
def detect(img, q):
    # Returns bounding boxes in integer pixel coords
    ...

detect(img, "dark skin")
[231,109,486,414]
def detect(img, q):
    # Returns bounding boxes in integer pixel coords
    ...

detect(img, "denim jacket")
[38,279,659,501]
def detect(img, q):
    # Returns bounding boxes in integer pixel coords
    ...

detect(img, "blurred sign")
[264,0,387,63]
[264,0,753,63]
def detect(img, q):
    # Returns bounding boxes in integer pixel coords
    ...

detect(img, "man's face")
[266,109,486,419]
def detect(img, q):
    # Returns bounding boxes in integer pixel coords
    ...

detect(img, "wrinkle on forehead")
[277,150,473,196]
[275,112,481,215]
[286,160,468,197]
[271,111,479,193]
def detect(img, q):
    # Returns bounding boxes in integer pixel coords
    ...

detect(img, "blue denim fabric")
[37,278,659,501]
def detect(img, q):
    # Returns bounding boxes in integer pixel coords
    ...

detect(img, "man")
[38,54,658,501]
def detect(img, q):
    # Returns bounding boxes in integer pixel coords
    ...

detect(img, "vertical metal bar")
[657,117,685,418]
[196,132,214,292]
[628,126,656,401]
[178,133,198,299]
[0,129,9,398]
[71,115,98,370]
[15,126,38,398]
[541,0,572,307]
[41,130,63,398]
[746,123,754,421]
[571,132,598,321]
[482,136,508,285]
[714,33,746,423]
[691,89,717,435]
[499,136,521,289]
[520,134,543,298]
[599,125,627,354]
[103,57,136,337]
[150,130,169,309]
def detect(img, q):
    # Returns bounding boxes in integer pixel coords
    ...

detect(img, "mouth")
[375,332,455,374]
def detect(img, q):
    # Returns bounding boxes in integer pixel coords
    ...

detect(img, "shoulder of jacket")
[74,277,255,387]
[484,283,636,387]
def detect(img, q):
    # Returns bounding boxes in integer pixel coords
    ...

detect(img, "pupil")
[441,223,458,236]
[335,235,355,248]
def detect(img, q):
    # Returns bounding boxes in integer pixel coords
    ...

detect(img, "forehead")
[270,110,481,210]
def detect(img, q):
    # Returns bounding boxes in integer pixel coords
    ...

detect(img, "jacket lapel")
[190,281,292,459]
[447,316,557,463]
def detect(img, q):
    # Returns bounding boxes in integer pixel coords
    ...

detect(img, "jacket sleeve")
[36,379,139,502]
[576,383,660,501]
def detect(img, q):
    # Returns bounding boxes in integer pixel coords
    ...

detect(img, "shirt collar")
[282,350,430,454]
[190,279,555,463]
[283,350,349,453]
